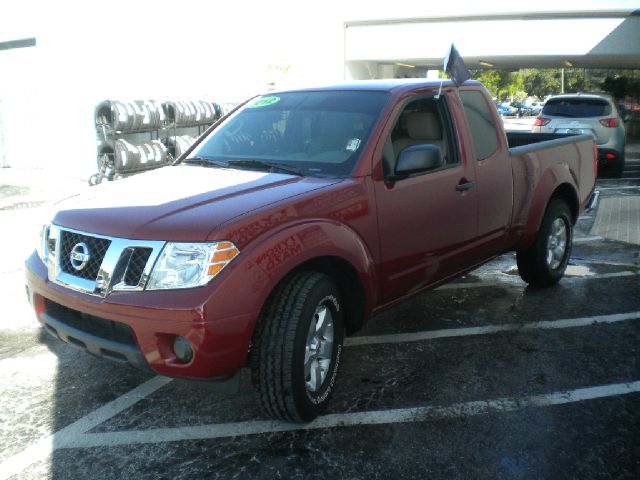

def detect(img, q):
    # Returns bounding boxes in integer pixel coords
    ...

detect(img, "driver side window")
[382,97,455,177]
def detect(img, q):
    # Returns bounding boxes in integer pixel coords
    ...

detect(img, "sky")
[1,0,639,171]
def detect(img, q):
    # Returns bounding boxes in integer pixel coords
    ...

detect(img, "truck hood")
[54,165,341,241]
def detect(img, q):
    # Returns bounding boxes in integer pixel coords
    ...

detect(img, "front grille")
[125,248,152,285]
[45,300,137,346]
[59,231,111,280]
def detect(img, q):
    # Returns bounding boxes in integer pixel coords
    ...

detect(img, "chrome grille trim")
[47,225,166,297]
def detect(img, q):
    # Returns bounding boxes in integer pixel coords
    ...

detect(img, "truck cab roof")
[272,79,484,95]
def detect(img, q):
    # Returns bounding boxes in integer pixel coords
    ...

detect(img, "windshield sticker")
[345,138,361,152]
[248,96,280,108]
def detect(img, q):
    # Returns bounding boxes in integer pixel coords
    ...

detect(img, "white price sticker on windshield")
[345,138,361,152]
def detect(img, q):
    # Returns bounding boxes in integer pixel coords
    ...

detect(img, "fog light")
[173,336,193,363]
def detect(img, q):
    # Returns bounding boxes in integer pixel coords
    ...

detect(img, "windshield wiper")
[183,156,230,168]
[226,160,305,176]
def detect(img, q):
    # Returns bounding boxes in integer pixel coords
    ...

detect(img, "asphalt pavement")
[0,139,639,480]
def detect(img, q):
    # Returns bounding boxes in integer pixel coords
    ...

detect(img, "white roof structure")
[345,9,640,79]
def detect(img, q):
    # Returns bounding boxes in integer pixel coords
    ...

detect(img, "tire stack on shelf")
[91,99,222,185]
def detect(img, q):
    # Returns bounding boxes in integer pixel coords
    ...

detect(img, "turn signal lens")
[534,117,551,127]
[207,245,240,276]
[599,118,618,128]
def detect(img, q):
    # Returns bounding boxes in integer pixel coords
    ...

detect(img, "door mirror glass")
[395,144,443,176]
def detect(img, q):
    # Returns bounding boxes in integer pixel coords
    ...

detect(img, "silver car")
[532,93,626,176]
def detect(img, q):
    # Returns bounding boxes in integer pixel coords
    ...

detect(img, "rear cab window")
[459,90,499,160]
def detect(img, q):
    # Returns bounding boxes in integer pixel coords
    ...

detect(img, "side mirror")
[394,144,443,178]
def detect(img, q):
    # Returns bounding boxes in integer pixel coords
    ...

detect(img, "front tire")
[252,271,344,422]
[517,199,573,287]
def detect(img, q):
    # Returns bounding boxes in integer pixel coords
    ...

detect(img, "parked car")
[533,93,626,176]
[617,103,633,122]
[496,103,513,116]
[510,102,536,117]
[529,101,545,116]
[26,80,597,423]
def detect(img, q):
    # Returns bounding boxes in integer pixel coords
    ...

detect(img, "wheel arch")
[519,178,579,251]
[287,255,367,335]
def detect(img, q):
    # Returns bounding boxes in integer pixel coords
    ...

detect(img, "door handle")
[456,180,475,192]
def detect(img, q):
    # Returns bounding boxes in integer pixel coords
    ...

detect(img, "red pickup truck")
[26,80,597,422]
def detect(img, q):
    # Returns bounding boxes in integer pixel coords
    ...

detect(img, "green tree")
[522,69,560,98]
[602,74,640,100]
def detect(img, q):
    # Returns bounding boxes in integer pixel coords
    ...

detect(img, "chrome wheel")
[304,304,334,393]
[546,218,568,270]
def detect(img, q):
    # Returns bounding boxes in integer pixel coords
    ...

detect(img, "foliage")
[470,69,524,101]
[601,75,640,100]
[469,68,640,101]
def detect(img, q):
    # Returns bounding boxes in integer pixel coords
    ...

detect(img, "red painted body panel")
[25,80,596,379]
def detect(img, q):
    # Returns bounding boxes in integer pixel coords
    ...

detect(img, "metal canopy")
[344,9,640,77]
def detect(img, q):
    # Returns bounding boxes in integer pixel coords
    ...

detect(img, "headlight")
[146,241,240,290]
[37,224,50,265]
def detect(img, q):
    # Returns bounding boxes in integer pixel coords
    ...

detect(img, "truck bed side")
[508,133,596,249]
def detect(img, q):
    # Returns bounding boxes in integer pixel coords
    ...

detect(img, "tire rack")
[91,100,222,185]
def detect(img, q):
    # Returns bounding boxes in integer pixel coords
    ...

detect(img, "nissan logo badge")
[70,242,90,271]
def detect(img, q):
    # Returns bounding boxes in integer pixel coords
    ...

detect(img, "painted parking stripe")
[0,376,172,480]
[573,235,603,243]
[597,177,640,181]
[3,310,638,477]
[57,380,640,449]
[437,270,638,291]
[345,311,640,347]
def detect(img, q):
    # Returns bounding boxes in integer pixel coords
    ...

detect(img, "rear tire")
[251,271,344,422]
[517,199,573,287]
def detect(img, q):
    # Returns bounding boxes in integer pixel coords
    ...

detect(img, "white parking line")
[597,177,640,181]
[57,380,640,448]
[573,236,603,243]
[437,270,638,291]
[2,309,638,477]
[0,376,172,480]
[346,311,640,347]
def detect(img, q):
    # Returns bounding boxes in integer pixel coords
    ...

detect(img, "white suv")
[532,93,626,177]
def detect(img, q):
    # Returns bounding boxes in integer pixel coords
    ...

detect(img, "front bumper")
[39,306,151,371]
[25,251,257,379]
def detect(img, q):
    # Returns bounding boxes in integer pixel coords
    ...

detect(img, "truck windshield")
[186,91,389,177]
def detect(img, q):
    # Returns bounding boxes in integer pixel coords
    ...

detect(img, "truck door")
[458,89,513,253]
[374,95,478,304]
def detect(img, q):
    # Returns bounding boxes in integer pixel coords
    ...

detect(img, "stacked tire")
[163,135,197,159]
[93,98,224,185]
[95,100,165,133]
[113,139,169,174]
[162,100,219,127]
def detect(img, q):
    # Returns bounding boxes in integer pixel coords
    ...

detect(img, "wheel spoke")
[310,362,323,391]
[315,307,328,335]
[306,318,317,346]
[304,353,314,378]
[546,218,569,269]
[317,340,332,359]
